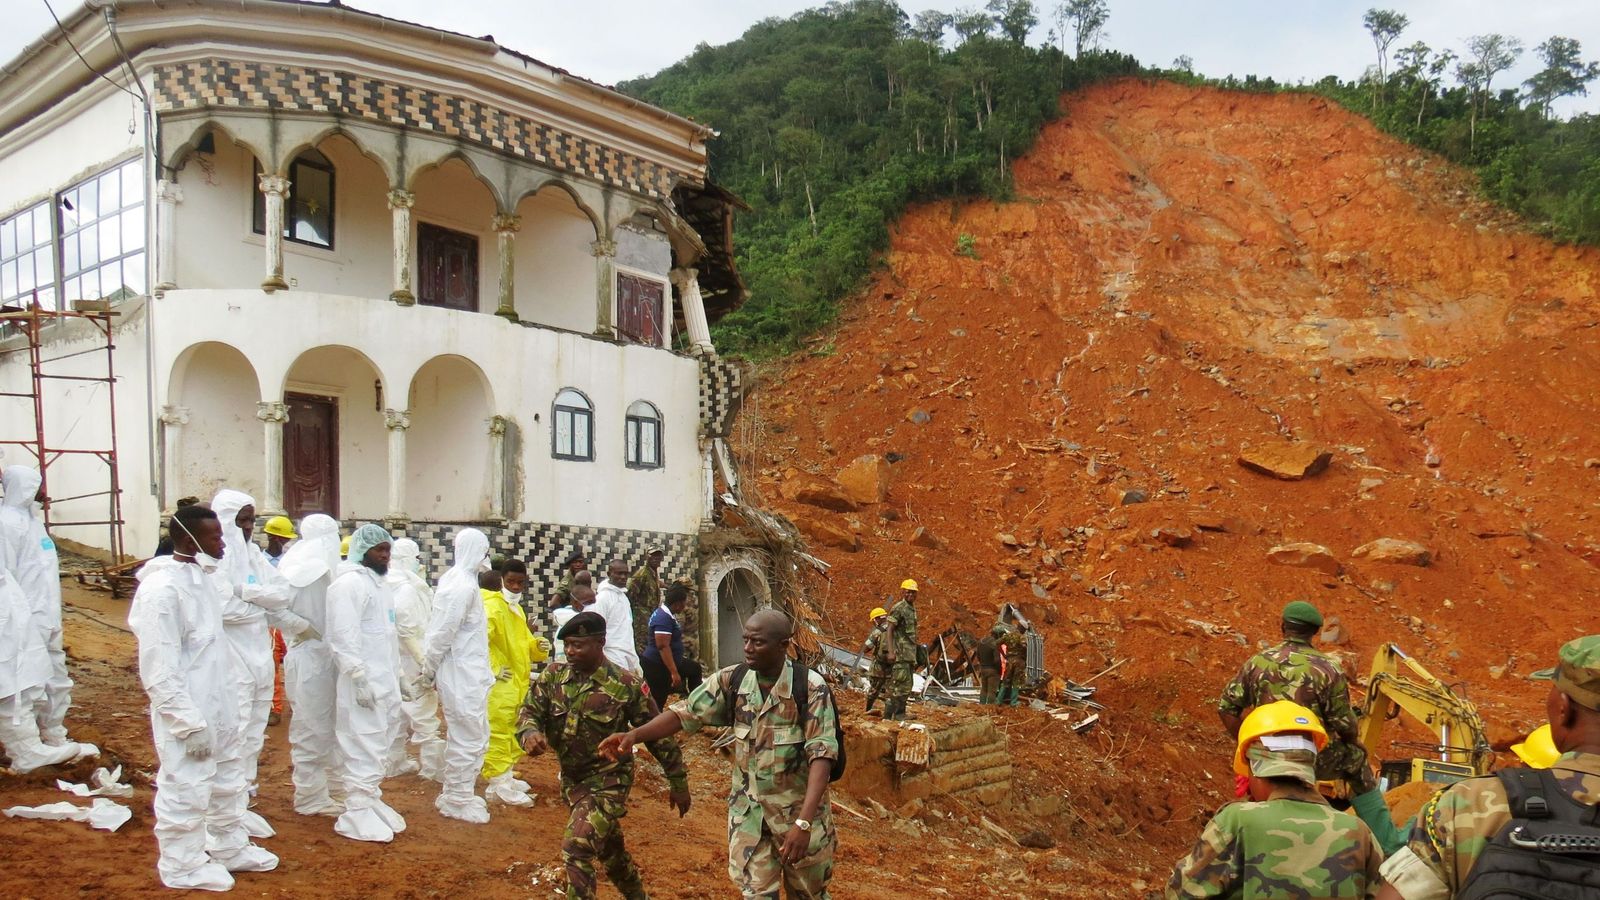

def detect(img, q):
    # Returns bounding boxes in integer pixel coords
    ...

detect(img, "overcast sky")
[7,1,1599,116]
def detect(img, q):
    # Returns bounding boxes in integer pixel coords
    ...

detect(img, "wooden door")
[418,223,479,311]
[284,393,338,520]
[616,273,664,346]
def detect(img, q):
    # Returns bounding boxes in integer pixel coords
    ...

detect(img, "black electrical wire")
[39,0,141,102]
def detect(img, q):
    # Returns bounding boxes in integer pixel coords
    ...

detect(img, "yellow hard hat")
[340,535,351,556]
[263,516,297,539]
[869,607,887,621]
[1233,700,1329,777]
[900,579,919,592]
[1511,724,1559,769]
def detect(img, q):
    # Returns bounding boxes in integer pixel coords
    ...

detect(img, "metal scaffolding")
[0,301,126,570]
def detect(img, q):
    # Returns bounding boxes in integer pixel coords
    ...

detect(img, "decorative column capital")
[387,189,415,210]
[669,267,700,291]
[590,238,617,258]
[157,180,184,204]
[488,415,509,436]
[492,213,522,234]
[159,404,191,426]
[258,174,290,197]
[255,400,288,424]
[384,408,412,431]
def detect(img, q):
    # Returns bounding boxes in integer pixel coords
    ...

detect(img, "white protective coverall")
[129,553,278,891]
[277,515,343,816]
[421,528,494,824]
[386,538,445,780]
[324,523,407,842]
[592,578,641,675]
[0,465,73,745]
[0,558,74,772]
[210,489,312,838]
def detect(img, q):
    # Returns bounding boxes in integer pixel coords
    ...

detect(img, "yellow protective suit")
[481,589,538,779]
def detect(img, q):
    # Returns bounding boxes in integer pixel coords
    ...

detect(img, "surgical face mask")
[503,590,523,606]
[477,557,492,573]
[173,515,222,574]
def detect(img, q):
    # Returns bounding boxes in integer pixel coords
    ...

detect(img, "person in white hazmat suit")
[325,522,409,842]
[129,504,278,891]
[0,465,76,747]
[210,489,315,838]
[276,514,344,816]
[420,527,495,824]
[386,538,445,780]
[0,556,77,772]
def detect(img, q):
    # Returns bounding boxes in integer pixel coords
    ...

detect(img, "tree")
[951,6,996,44]
[911,9,952,45]
[1171,54,1194,74]
[1361,8,1408,108]
[1461,34,1523,153]
[1524,36,1600,118]
[987,0,1038,45]
[1059,0,1109,58]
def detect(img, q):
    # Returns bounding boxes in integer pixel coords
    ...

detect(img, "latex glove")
[399,678,417,702]
[495,665,512,683]
[416,665,436,690]
[353,677,376,709]
[182,729,213,760]
[297,623,321,643]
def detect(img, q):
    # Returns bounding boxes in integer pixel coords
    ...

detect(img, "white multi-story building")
[0,0,771,665]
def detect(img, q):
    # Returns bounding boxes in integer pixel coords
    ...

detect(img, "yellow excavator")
[1345,642,1494,794]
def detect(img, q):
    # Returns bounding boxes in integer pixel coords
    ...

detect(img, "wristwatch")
[794,818,812,832]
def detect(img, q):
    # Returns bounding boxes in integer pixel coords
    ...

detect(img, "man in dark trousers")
[640,582,702,706]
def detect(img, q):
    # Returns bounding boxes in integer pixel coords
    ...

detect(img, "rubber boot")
[0,716,79,773]
[864,691,879,713]
[1351,788,1407,856]
[885,698,903,722]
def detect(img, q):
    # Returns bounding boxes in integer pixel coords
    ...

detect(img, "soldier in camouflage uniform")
[517,611,690,900]
[883,580,920,721]
[626,548,664,654]
[601,609,842,899]
[1168,718,1384,898]
[1377,634,1600,900]
[997,624,1028,706]
[860,608,889,713]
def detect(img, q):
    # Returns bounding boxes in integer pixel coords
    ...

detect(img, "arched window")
[552,388,594,461]
[625,400,662,469]
[252,149,335,249]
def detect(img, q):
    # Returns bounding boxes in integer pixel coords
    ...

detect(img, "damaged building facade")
[0,0,769,666]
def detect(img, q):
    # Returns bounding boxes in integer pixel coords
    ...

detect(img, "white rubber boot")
[485,771,534,807]
[0,717,79,773]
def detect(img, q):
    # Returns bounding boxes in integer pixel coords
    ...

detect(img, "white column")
[159,405,190,510]
[258,173,290,293]
[255,401,288,516]
[670,267,715,355]
[700,438,716,530]
[155,180,183,292]
[492,213,521,322]
[388,189,416,306]
[384,408,410,526]
[592,238,617,337]
[487,415,509,524]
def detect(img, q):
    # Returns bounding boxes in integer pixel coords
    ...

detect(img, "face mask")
[503,591,523,606]
[477,557,491,573]
[173,516,222,574]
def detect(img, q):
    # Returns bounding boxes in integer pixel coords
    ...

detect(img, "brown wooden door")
[284,393,338,520]
[418,222,479,311]
[616,273,664,346]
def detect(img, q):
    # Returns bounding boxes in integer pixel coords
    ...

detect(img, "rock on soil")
[1352,538,1432,567]
[837,454,891,505]
[787,508,860,551]
[1266,542,1343,575]
[1237,441,1333,480]
[779,468,858,512]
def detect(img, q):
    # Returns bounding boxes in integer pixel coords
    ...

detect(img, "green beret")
[557,610,607,640]
[1282,600,1323,628]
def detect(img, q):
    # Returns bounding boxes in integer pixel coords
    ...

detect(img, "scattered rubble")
[1237,441,1333,480]
[1265,542,1343,575]
[1352,538,1432,567]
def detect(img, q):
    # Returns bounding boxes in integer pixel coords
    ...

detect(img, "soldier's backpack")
[1456,767,1600,900]
[723,662,848,783]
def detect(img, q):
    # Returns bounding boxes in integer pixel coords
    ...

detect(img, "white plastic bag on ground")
[3,797,132,831]
[57,765,133,798]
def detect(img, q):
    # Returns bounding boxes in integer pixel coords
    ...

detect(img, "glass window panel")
[2,261,16,298]
[98,217,120,259]
[77,269,98,300]
[35,285,55,310]
[78,227,98,271]
[1,219,14,259]
[17,253,32,292]
[34,247,52,287]
[122,210,145,252]
[62,232,79,274]
[58,191,77,233]
[626,420,638,464]
[574,414,590,458]
[122,252,145,294]
[32,205,50,248]
[78,179,98,221]
[98,262,120,297]
[644,423,658,465]
[555,410,573,457]
[99,171,120,213]
[121,161,143,205]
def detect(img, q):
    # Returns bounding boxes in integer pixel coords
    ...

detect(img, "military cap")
[1281,600,1323,629]
[1532,634,1600,710]
[564,547,587,565]
[1245,742,1317,785]
[557,610,607,640]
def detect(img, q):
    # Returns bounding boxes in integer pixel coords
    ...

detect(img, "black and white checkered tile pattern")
[699,355,744,438]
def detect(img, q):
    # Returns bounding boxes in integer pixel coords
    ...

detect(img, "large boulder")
[1267,542,1343,575]
[837,454,891,505]
[1238,442,1333,481]
[1352,538,1432,567]
[779,468,859,512]
[790,508,860,552]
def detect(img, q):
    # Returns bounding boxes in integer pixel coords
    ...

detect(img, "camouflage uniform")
[669,661,841,899]
[999,630,1028,691]
[861,622,890,707]
[626,566,662,654]
[885,598,918,705]
[1166,780,1384,898]
[1379,751,1600,899]
[517,661,689,900]
[1218,637,1376,793]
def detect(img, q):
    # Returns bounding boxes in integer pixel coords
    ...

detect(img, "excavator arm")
[1355,643,1493,786]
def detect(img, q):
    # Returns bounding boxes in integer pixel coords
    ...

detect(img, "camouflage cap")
[1281,600,1323,628]
[1531,634,1600,710]
[1245,743,1317,785]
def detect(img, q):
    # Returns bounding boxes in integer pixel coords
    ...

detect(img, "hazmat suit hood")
[436,528,490,599]
[2,465,42,512]
[345,523,393,566]
[279,514,341,588]
[210,489,255,586]
[391,539,424,577]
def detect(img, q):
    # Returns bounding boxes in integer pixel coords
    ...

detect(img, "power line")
[39,0,141,102]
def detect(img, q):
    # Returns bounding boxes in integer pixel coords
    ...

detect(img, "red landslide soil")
[7,78,1600,897]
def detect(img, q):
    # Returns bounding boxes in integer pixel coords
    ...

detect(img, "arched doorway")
[166,341,263,505]
[406,354,493,521]
[281,345,387,521]
[715,568,765,667]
